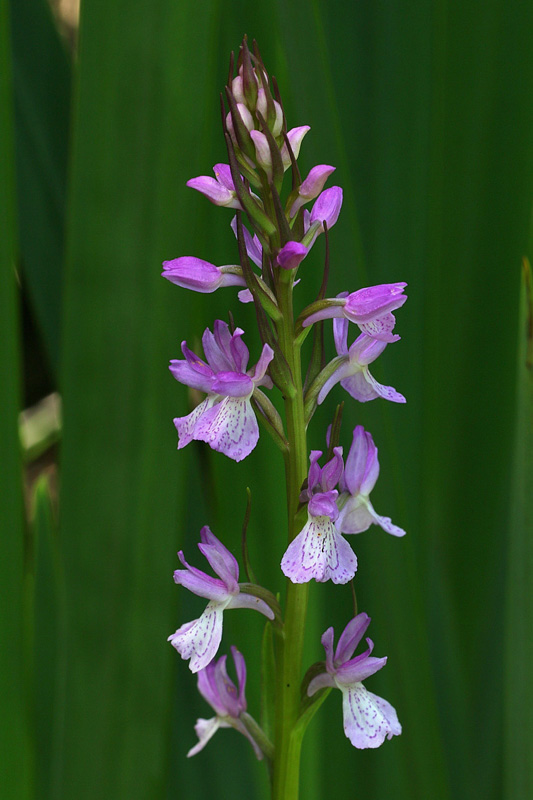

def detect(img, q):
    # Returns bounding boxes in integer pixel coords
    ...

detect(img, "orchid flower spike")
[188,646,264,759]
[308,613,401,749]
[281,448,358,584]
[337,426,406,537]
[302,283,408,343]
[168,527,274,673]
[186,164,243,209]
[170,321,274,462]
[317,319,406,405]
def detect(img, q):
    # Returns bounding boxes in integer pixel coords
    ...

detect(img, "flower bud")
[281,126,311,170]
[290,165,336,216]
[310,186,343,230]
[162,257,245,293]
[250,130,272,176]
[257,88,283,137]
[276,241,309,270]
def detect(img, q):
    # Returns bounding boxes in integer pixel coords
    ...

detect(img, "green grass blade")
[0,0,33,793]
[504,257,533,798]
[10,0,71,374]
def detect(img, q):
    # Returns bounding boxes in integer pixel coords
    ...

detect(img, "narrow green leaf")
[31,475,66,800]
[504,257,533,798]
[10,0,71,373]
[0,0,32,792]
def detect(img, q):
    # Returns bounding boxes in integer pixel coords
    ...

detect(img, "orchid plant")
[163,38,406,799]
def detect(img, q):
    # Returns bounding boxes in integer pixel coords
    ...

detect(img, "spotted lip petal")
[168,599,228,673]
[173,398,216,449]
[280,513,357,584]
[340,682,401,749]
[193,396,259,462]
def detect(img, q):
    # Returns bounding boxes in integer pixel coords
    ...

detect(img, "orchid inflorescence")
[163,38,406,796]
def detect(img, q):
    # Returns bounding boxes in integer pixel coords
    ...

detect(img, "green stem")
[272,273,309,800]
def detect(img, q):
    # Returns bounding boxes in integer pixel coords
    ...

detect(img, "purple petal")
[231,646,247,709]
[336,496,375,535]
[229,329,249,373]
[213,320,233,363]
[334,613,371,666]
[173,551,231,602]
[336,655,388,685]
[238,288,254,303]
[310,186,343,229]
[333,316,349,356]
[358,434,379,495]
[230,217,263,268]
[308,490,339,521]
[173,397,216,449]
[214,654,242,717]
[250,343,274,387]
[291,164,336,215]
[343,426,370,495]
[320,447,344,492]
[193,397,259,462]
[196,661,224,714]
[348,333,387,366]
[213,163,235,191]
[167,599,227,672]
[186,176,240,209]
[199,525,240,582]
[162,257,223,293]
[340,683,401,749]
[169,360,214,394]
[344,283,407,323]
[202,328,233,372]
[228,592,275,620]
[276,241,309,270]
[197,544,240,593]
[321,626,335,672]
[280,514,357,584]
[187,716,222,757]
[307,450,323,493]
[307,671,336,696]
[211,372,254,398]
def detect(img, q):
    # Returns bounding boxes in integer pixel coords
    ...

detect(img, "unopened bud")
[276,241,309,270]
[290,165,336,216]
[281,126,311,170]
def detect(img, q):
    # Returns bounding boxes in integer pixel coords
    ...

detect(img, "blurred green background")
[1,0,532,798]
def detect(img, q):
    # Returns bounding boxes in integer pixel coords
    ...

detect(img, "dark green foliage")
[2,0,533,797]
